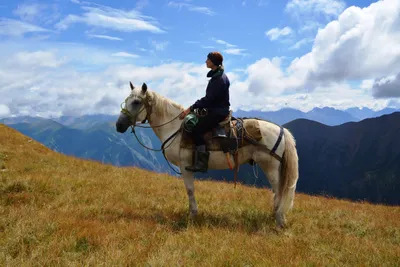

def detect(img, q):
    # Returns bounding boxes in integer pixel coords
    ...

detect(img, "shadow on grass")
[161,210,278,234]
[92,207,278,234]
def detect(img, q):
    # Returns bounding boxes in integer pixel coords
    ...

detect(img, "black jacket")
[190,67,230,116]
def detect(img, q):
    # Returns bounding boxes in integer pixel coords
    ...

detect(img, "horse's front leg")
[180,168,198,218]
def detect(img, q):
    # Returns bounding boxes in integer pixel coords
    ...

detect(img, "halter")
[120,93,152,125]
[120,93,184,175]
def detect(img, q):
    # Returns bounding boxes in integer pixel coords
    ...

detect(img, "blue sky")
[0,0,399,118]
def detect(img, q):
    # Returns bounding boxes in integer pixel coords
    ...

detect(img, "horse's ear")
[142,82,147,93]
[129,81,134,90]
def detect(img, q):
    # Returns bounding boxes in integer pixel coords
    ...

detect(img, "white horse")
[116,82,299,228]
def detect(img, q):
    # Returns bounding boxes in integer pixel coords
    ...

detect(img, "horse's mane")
[149,91,185,116]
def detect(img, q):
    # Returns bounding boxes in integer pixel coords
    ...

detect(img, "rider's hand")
[179,108,190,120]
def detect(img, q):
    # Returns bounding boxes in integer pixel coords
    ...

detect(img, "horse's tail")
[276,128,299,216]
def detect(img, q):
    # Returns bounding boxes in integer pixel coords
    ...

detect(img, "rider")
[179,51,231,172]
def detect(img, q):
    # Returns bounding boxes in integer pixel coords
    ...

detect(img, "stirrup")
[185,150,209,173]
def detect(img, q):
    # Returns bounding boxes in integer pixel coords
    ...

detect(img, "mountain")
[52,114,117,129]
[234,108,307,125]
[285,112,400,205]
[234,107,358,126]
[305,107,357,125]
[199,112,400,205]
[234,107,399,126]
[0,115,49,125]
[345,107,399,120]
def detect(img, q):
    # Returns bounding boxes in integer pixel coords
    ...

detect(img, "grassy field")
[1,124,399,266]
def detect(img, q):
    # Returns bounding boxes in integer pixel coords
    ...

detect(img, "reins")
[121,95,183,175]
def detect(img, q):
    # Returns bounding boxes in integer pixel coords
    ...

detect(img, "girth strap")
[271,125,284,155]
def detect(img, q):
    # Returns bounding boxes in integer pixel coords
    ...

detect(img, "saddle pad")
[180,118,263,151]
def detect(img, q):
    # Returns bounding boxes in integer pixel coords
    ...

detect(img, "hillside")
[1,124,399,266]
[5,119,173,175]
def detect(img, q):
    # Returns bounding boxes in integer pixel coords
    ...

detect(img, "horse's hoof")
[189,210,198,219]
[275,213,287,229]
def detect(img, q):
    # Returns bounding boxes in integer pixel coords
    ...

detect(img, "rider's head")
[206,52,223,69]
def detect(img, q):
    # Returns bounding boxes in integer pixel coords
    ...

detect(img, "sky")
[0,0,400,118]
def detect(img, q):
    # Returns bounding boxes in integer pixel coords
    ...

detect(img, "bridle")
[120,93,184,175]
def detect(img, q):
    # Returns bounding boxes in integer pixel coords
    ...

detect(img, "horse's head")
[116,81,150,133]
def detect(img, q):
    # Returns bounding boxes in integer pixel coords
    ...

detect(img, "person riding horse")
[179,52,231,172]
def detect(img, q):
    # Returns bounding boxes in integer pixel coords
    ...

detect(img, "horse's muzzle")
[116,122,129,133]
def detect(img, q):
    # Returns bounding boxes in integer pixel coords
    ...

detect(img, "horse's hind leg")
[254,155,285,227]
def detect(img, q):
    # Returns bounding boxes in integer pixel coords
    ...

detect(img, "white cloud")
[0,18,49,37]
[299,21,323,32]
[215,39,235,47]
[285,0,346,19]
[111,52,140,58]
[56,4,165,33]
[13,3,46,23]
[246,58,286,96]
[87,33,123,41]
[0,44,209,117]
[0,104,10,118]
[168,2,215,16]
[212,38,248,56]
[201,45,215,49]
[360,79,374,90]
[0,42,391,119]
[247,0,400,95]
[289,38,313,50]
[265,26,292,41]
[224,48,248,56]
[150,40,169,51]
[302,0,400,86]
[232,80,388,112]
[12,50,66,68]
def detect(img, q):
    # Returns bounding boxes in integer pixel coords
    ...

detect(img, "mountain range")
[1,117,176,175]
[235,106,399,126]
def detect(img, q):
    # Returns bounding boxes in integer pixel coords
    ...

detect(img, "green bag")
[183,113,198,132]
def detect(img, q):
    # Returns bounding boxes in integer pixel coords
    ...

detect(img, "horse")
[115,82,299,228]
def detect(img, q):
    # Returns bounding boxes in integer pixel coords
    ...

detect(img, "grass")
[0,123,399,266]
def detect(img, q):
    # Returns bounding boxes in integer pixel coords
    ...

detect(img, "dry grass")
[1,123,399,266]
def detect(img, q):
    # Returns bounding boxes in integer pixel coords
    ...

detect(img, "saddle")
[180,110,263,154]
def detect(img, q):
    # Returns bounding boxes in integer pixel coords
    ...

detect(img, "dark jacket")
[190,66,230,116]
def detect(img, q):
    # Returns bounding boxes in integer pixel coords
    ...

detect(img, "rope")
[134,112,183,129]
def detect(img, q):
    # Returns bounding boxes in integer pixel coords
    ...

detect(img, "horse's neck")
[148,93,183,143]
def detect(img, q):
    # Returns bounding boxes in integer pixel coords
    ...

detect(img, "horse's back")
[243,118,286,156]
